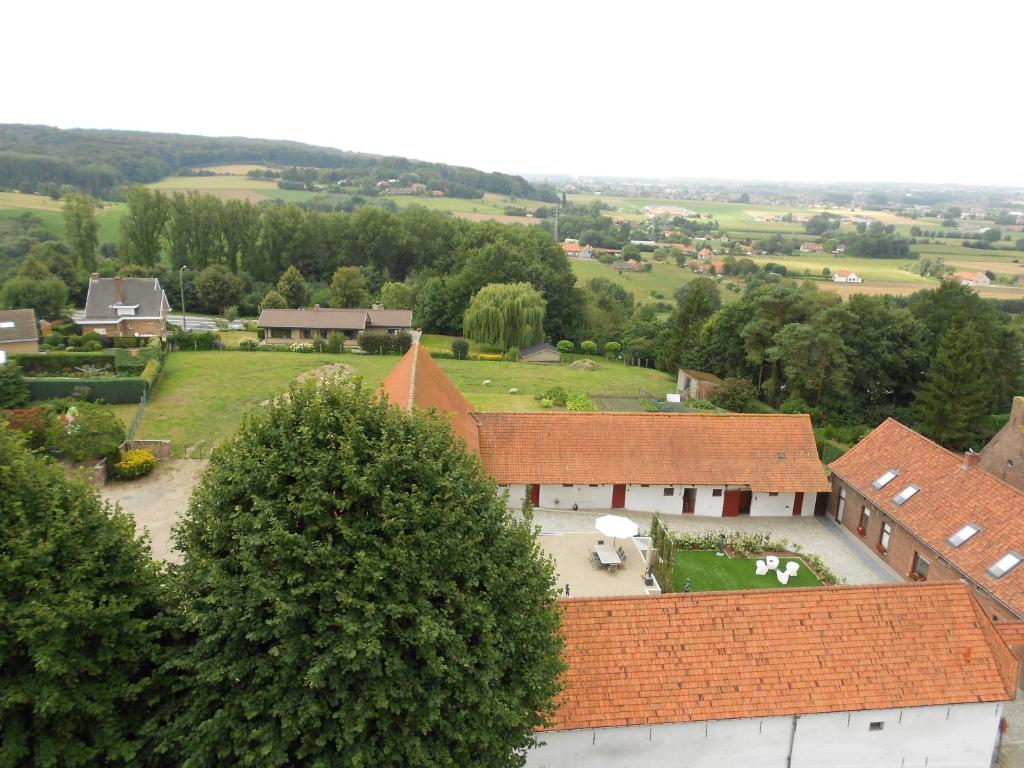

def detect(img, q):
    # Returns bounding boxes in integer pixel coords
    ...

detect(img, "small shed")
[519,342,561,363]
[677,368,722,400]
[0,308,39,355]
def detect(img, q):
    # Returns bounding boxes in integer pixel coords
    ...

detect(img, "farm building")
[0,308,39,356]
[528,583,1016,768]
[828,418,1024,622]
[561,241,594,259]
[611,259,645,272]
[800,242,824,253]
[979,396,1024,492]
[677,368,721,400]
[832,269,863,283]
[953,271,992,287]
[79,275,170,339]
[518,342,560,363]
[257,307,412,345]
[379,344,829,517]
[697,247,714,260]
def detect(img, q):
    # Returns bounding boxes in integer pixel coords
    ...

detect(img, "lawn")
[571,258,742,307]
[131,349,679,452]
[672,550,821,592]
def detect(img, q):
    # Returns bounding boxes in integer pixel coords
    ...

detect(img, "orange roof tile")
[378,343,479,450]
[476,412,829,491]
[547,582,1017,731]
[830,419,1024,619]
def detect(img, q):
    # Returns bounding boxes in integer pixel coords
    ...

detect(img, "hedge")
[26,377,147,404]
[141,359,162,387]
[14,352,113,376]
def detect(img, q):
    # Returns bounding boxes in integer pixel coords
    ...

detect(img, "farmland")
[0,191,125,241]
[570,258,742,307]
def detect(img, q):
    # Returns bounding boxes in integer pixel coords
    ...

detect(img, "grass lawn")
[672,550,821,592]
[571,258,742,307]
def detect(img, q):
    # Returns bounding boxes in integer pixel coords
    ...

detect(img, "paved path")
[526,508,901,586]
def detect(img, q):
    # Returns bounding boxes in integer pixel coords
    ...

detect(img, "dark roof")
[83,276,169,320]
[257,308,413,331]
[519,341,559,358]
[0,309,38,343]
[548,582,1017,731]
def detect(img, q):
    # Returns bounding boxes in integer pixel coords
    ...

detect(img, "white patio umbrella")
[595,514,639,548]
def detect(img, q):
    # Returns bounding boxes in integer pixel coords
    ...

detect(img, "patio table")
[594,544,622,567]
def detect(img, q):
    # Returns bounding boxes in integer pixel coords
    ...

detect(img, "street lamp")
[179,265,189,333]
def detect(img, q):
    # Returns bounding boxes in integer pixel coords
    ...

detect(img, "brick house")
[800,242,824,253]
[0,308,39,356]
[257,307,412,345]
[832,269,863,283]
[79,275,170,338]
[381,344,829,516]
[527,583,1016,767]
[828,418,1024,622]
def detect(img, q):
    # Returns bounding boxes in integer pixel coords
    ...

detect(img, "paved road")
[526,508,901,586]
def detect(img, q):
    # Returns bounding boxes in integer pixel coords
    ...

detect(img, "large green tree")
[120,185,170,267]
[912,323,992,450]
[1,274,68,320]
[62,193,99,272]
[157,380,563,767]
[0,425,169,767]
[276,265,310,308]
[329,266,369,308]
[196,264,244,314]
[378,281,415,310]
[463,282,546,350]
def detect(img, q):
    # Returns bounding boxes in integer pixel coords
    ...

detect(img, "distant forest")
[0,124,557,202]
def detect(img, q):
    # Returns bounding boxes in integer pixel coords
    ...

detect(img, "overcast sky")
[5,1,1022,187]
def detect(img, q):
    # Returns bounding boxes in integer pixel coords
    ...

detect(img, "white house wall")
[750,492,795,516]
[538,484,614,509]
[498,484,527,509]
[624,485,684,515]
[694,486,725,516]
[526,702,1002,768]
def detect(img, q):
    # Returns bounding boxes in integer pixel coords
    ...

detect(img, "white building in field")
[527,582,1017,768]
[832,269,863,283]
[379,345,830,517]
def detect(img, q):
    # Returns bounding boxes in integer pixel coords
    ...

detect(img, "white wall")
[750,492,795,517]
[498,484,528,509]
[538,484,613,509]
[624,484,684,515]
[694,486,725,516]
[526,702,1003,768]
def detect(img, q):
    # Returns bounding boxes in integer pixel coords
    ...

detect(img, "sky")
[5,0,1023,187]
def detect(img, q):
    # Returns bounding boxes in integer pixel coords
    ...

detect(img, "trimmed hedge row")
[25,377,147,404]
[14,352,113,376]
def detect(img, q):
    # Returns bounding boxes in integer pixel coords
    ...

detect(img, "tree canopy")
[157,379,563,766]
[463,282,547,351]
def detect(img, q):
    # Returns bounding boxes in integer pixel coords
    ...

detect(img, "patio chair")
[776,570,790,585]
[617,546,627,563]
[784,561,800,577]
[755,560,769,576]
[590,551,602,568]
[765,555,780,570]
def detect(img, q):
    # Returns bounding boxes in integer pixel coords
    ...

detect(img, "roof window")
[892,485,919,506]
[948,523,980,548]
[872,469,899,490]
[988,552,1023,579]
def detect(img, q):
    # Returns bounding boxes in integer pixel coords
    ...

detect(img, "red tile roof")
[378,343,479,450]
[560,242,582,254]
[476,412,829,491]
[830,418,1024,619]
[548,582,1017,731]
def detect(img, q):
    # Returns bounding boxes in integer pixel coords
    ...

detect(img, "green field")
[672,550,821,592]
[571,258,741,306]
[0,192,125,242]
[132,349,677,453]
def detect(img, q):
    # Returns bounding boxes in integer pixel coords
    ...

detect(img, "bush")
[504,346,519,362]
[14,352,113,377]
[80,332,104,346]
[451,338,470,360]
[556,340,574,354]
[710,377,756,412]
[535,386,568,407]
[604,341,622,359]
[1,406,47,448]
[114,356,146,375]
[478,353,503,361]
[580,340,598,355]
[238,339,260,351]
[81,340,103,352]
[780,396,812,415]
[175,331,221,351]
[112,448,158,480]
[326,333,346,354]
[565,393,597,412]
[140,359,161,388]
[25,377,146,404]
[113,337,143,348]
[289,343,314,353]
[43,332,65,348]
[312,338,329,353]
[0,361,30,408]
[687,399,716,410]
[45,401,125,462]
[357,331,393,354]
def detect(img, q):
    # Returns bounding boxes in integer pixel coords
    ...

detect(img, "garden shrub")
[140,359,161,388]
[392,330,413,355]
[580,340,598,355]
[451,338,469,360]
[175,331,221,351]
[504,346,519,362]
[43,332,65,348]
[45,401,125,462]
[687,399,716,410]
[81,332,104,346]
[25,377,146,404]
[14,352,112,377]
[113,337,143,348]
[710,377,756,412]
[604,341,622,359]
[534,386,567,407]
[81,340,103,352]
[289,343,314,353]
[0,361,30,408]
[112,449,158,480]
[1,406,47,448]
[565,393,597,412]
[326,334,346,354]
[556,340,574,354]
[358,331,392,354]
[478,353,503,361]
[115,356,146,375]
[311,338,329,353]
[238,339,260,351]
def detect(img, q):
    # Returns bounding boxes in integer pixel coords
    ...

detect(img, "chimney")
[964,449,980,468]
[1012,396,1024,427]
[114,276,124,304]
[90,272,99,281]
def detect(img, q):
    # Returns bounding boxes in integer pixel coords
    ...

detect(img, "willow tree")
[462,282,546,351]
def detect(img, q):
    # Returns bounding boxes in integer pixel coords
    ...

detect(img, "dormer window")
[892,485,919,506]
[948,523,980,548]
[112,304,139,317]
[872,469,898,490]
[988,552,1023,579]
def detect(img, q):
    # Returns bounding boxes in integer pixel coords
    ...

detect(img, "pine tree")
[912,323,991,450]
[276,265,309,308]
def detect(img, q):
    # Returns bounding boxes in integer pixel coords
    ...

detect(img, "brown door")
[611,484,626,508]
[739,490,753,515]
[722,490,741,517]
[530,484,540,506]
[793,491,804,516]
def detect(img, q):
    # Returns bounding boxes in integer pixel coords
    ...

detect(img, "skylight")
[892,485,919,506]
[872,469,899,490]
[948,523,980,548]
[988,552,1023,579]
